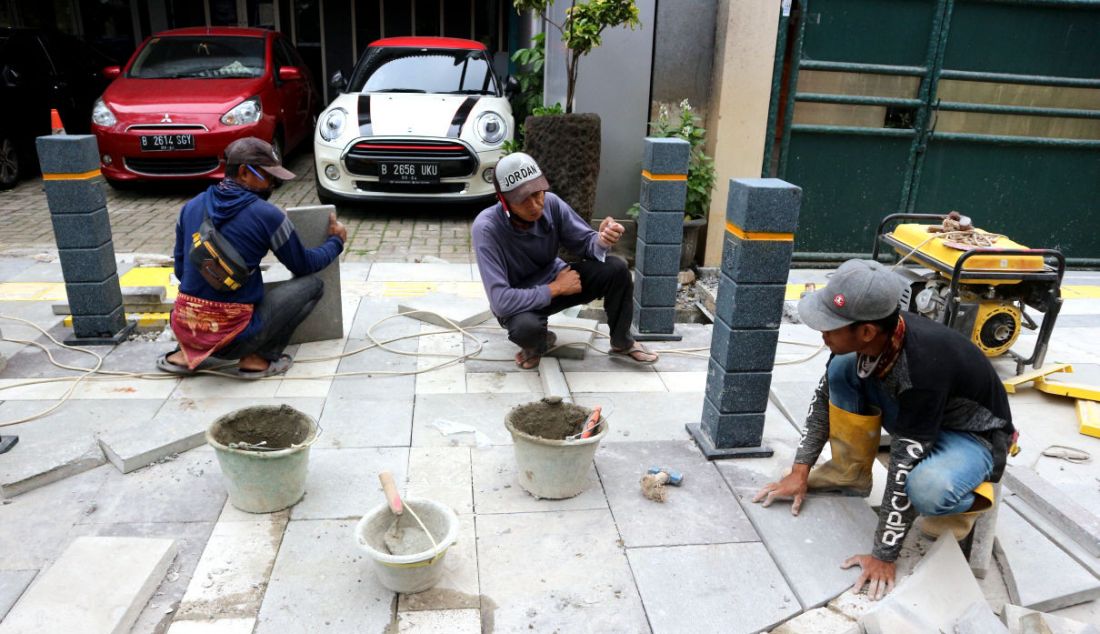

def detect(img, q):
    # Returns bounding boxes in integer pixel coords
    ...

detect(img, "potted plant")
[629,100,716,269]
[512,0,640,223]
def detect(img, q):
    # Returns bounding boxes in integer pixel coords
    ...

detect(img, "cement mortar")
[383,516,435,556]
[508,397,591,440]
[209,405,312,450]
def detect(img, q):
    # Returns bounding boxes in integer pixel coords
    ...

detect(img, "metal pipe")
[936,101,1100,120]
[939,70,1100,89]
[778,0,808,178]
[931,132,1100,148]
[795,93,924,108]
[799,60,927,76]
[762,9,791,176]
[790,125,916,137]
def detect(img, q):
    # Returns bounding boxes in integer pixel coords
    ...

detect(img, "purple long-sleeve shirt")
[472,192,607,319]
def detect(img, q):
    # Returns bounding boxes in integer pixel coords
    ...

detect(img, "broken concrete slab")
[629,543,801,634]
[738,488,878,609]
[594,440,758,547]
[395,609,480,633]
[538,357,571,402]
[545,314,597,360]
[396,293,491,329]
[952,601,1009,634]
[968,482,1003,579]
[0,536,176,634]
[1003,604,1100,634]
[0,571,36,621]
[476,509,649,633]
[862,536,987,633]
[1004,493,1100,580]
[167,619,257,634]
[1002,466,1100,557]
[263,205,343,344]
[769,607,857,634]
[995,505,1100,612]
[254,519,391,634]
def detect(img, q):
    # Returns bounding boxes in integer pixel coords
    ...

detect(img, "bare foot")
[237,353,271,373]
[166,350,189,367]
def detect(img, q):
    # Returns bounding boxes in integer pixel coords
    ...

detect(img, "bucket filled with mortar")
[505,396,608,499]
[206,405,319,513]
[356,496,459,593]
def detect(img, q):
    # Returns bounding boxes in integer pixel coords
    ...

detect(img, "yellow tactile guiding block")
[118,267,178,299]
[1078,401,1100,439]
[1002,363,1073,393]
[380,281,485,299]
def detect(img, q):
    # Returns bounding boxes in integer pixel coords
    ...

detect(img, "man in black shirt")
[753,259,1015,600]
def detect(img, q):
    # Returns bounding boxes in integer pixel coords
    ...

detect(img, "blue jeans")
[828,353,993,516]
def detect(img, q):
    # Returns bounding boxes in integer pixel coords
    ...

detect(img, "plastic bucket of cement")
[206,404,319,513]
[504,399,608,500]
[355,498,459,593]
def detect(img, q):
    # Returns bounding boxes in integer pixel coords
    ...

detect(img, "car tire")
[0,135,22,190]
[314,174,339,206]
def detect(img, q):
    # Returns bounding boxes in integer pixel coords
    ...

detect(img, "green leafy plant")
[644,100,716,220]
[532,102,564,116]
[513,0,640,114]
[510,32,546,129]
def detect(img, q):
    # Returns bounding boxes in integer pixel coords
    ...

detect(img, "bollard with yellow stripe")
[36,134,133,344]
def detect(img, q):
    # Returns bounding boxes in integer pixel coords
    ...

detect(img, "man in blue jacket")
[158,137,346,378]
[473,152,657,369]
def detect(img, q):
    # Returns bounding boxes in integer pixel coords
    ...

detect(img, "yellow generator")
[873,213,1065,374]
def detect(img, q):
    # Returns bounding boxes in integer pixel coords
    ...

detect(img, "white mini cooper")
[314,36,513,205]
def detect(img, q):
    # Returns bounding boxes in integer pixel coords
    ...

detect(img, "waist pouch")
[189,202,251,292]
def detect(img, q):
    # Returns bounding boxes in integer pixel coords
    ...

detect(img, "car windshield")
[128,35,265,79]
[349,47,497,95]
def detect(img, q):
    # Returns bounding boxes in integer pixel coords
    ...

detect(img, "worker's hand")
[842,554,896,601]
[752,463,810,515]
[328,211,347,243]
[549,266,582,297]
[597,216,624,248]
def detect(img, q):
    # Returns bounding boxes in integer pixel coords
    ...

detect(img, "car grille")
[125,124,208,132]
[125,156,220,176]
[355,181,467,195]
[344,140,477,178]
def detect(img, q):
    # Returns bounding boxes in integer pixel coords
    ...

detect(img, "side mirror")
[329,70,346,92]
[505,76,519,97]
[278,66,302,82]
[103,66,121,80]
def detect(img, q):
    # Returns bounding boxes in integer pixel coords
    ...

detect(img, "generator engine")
[910,277,1022,357]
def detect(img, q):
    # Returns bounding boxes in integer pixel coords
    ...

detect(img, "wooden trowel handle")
[378,471,403,515]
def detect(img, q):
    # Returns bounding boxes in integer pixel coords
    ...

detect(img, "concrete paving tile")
[316,398,412,449]
[472,444,606,514]
[67,521,216,634]
[71,375,180,399]
[6,261,64,282]
[1003,604,1100,634]
[537,358,570,401]
[94,339,176,374]
[0,378,74,399]
[411,393,537,447]
[0,536,176,634]
[367,263,473,281]
[406,447,473,515]
[274,375,333,398]
[658,370,706,392]
[995,505,1100,612]
[170,375,282,399]
[572,391,705,442]
[565,370,665,393]
[466,370,543,394]
[952,601,1009,634]
[176,516,288,620]
[1004,493,1100,580]
[594,440,758,547]
[544,314,597,360]
[629,542,800,634]
[0,342,105,378]
[712,405,808,492]
[0,302,64,345]
[290,447,408,520]
[415,326,467,394]
[86,449,228,524]
[329,337,417,401]
[397,293,492,329]
[0,571,36,621]
[1003,465,1100,557]
[256,519,390,634]
[398,515,478,611]
[395,609,480,633]
[462,326,529,373]
[771,607,858,633]
[648,323,712,372]
[475,509,649,633]
[347,300,423,345]
[737,487,878,609]
[168,618,257,634]
[0,258,37,282]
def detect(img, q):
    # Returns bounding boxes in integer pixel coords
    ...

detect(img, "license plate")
[379,162,440,184]
[140,134,195,152]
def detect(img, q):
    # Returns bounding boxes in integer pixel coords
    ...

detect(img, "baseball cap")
[494,152,550,206]
[797,259,907,332]
[224,137,296,181]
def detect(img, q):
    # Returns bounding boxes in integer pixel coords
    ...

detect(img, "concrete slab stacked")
[631,137,690,342]
[688,178,801,459]
[36,134,133,344]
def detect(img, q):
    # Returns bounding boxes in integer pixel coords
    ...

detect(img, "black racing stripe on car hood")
[447,97,479,138]
[358,94,372,136]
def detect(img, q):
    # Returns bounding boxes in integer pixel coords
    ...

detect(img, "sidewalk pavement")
[0,258,1098,633]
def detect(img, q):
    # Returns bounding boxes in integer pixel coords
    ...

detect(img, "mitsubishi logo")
[161,113,173,123]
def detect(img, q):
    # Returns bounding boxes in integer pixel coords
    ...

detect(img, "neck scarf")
[857,314,907,380]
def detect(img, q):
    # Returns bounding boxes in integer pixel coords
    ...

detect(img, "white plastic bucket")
[505,406,608,500]
[355,498,459,594]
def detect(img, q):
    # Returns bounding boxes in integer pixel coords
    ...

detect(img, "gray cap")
[224,137,296,180]
[494,152,550,206]
[797,259,907,331]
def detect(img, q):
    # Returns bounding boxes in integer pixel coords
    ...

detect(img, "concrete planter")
[681,217,707,269]
[524,113,601,223]
[588,217,637,267]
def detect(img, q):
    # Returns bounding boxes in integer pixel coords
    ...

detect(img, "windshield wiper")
[372,88,427,93]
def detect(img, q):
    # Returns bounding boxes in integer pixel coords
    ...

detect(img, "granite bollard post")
[631,137,690,342]
[36,134,134,344]
[688,178,801,459]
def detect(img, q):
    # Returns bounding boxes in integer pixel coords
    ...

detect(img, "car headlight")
[92,98,116,127]
[221,97,262,126]
[319,108,347,142]
[475,112,507,145]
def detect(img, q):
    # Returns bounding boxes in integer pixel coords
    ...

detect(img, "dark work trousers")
[500,256,634,353]
[216,275,324,362]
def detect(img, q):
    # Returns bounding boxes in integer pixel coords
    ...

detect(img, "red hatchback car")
[92,27,317,184]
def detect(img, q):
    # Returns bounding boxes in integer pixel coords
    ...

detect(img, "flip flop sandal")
[544,331,558,351]
[0,435,18,454]
[156,350,197,376]
[232,354,294,379]
[514,348,541,370]
[609,342,659,365]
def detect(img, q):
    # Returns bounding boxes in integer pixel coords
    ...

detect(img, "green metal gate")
[764,0,1100,264]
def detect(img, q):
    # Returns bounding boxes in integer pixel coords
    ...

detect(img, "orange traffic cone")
[50,109,66,135]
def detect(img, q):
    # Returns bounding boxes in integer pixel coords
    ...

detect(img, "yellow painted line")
[1063,285,1100,299]
[119,267,178,299]
[41,168,102,181]
[725,221,794,242]
[641,170,687,182]
[64,312,169,328]
[1002,363,1073,394]
[0,282,67,301]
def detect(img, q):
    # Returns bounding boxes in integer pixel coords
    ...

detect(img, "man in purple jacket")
[472,152,658,369]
